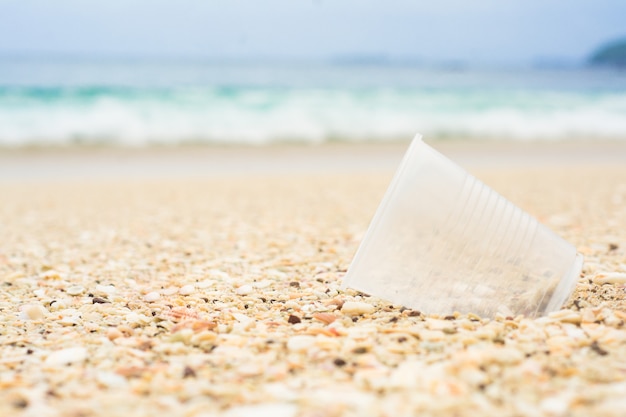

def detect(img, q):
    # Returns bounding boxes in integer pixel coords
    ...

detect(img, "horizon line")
[0,50,589,69]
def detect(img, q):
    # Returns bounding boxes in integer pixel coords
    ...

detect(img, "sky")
[0,0,625,64]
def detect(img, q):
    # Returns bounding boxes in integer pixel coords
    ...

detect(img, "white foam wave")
[0,89,625,146]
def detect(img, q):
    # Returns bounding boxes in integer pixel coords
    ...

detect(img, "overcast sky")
[1,0,625,64]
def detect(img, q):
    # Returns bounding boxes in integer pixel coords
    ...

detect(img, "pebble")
[48,299,68,311]
[58,314,81,327]
[40,270,62,280]
[287,335,316,352]
[96,284,116,295]
[107,327,123,341]
[253,280,273,289]
[66,285,85,296]
[418,329,446,342]
[161,287,179,296]
[490,347,525,365]
[236,284,253,295]
[195,279,216,289]
[341,301,375,316]
[540,396,570,416]
[427,319,456,331]
[4,271,24,281]
[95,371,128,389]
[313,312,337,324]
[581,309,596,323]
[594,273,626,285]
[144,291,161,302]
[548,309,582,324]
[45,347,87,366]
[223,404,297,417]
[19,304,48,320]
[179,284,195,295]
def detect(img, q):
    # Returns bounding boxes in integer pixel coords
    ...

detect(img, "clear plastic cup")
[342,134,583,318]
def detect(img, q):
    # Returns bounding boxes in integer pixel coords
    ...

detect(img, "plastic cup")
[342,134,583,318]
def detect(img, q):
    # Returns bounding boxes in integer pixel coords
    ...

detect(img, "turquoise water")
[1,57,625,146]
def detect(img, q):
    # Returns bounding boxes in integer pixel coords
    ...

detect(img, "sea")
[1,56,625,147]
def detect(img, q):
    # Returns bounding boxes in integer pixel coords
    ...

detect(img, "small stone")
[540,396,570,416]
[427,319,455,331]
[45,347,87,366]
[590,341,609,356]
[593,272,626,285]
[283,300,300,310]
[418,329,445,342]
[325,298,345,309]
[196,279,216,289]
[287,314,301,324]
[236,285,253,295]
[49,299,68,311]
[58,314,81,326]
[548,309,582,324]
[491,347,525,365]
[96,284,116,295]
[333,358,347,367]
[253,280,273,289]
[161,287,179,296]
[19,304,48,320]
[144,291,161,302]
[183,366,197,378]
[313,312,337,324]
[287,335,316,352]
[9,394,28,409]
[40,270,62,280]
[96,371,128,388]
[4,271,25,281]
[179,284,195,295]
[107,328,123,341]
[581,309,596,323]
[223,404,297,417]
[66,285,85,296]
[341,301,375,316]
[92,297,109,304]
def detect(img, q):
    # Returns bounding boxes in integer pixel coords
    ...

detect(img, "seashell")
[341,301,375,316]
[163,306,200,323]
[312,312,337,324]
[547,309,582,324]
[171,319,216,333]
[179,284,195,295]
[593,272,626,285]
[45,347,87,366]
[324,298,345,309]
[236,284,253,295]
[66,285,85,296]
[19,304,48,320]
[287,335,316,352]
[144,291,160,302]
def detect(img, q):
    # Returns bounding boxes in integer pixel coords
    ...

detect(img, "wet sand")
[1,139,626,180]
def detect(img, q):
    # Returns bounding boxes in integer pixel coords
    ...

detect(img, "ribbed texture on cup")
[343,137,581,318]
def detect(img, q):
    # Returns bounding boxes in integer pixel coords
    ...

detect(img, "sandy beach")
[1,141,626,416]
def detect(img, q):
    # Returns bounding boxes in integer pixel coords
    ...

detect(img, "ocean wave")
[0,87,625,146]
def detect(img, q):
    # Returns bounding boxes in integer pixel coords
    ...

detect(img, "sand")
[1,141,625,416]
